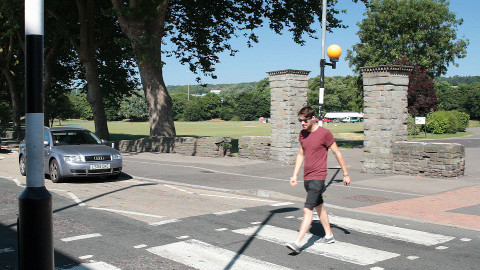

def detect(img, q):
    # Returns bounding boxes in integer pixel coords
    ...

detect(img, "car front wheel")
[49,159,63,183]
[19,155,26,176]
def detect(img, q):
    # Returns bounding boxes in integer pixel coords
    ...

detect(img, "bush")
[452,110,470,132]
[426,110,470,134]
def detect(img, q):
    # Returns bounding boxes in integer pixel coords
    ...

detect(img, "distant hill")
[167,81,258,95]
[434,76,480,86]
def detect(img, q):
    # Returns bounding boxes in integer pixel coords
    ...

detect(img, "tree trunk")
[112,0,176,137]
[83,60,110,140]
[1,68,22,139]
[138,55,176,137]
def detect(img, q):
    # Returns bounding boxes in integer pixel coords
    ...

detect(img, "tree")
[434,81,462,111]
[48,0,137,140]
[346,0,469,78]
[406,65,437,116]
[118,91,149,121]
[0,1,23,138]
[250,78,271,118]
[111,0,368,136]
[308,76,362,113]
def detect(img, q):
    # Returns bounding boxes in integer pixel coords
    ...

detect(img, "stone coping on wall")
[266,69,311,76]
[361,65,413,74]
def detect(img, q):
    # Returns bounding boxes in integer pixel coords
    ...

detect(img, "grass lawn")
[51,119,478,150]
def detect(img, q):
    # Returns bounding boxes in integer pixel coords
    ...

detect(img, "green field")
[52,119,477,150]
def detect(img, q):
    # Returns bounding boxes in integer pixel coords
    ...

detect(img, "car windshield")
[51,130,102,146]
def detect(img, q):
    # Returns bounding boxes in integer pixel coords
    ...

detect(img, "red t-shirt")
[299,127,335,180]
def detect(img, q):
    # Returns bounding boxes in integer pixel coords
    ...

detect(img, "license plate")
[90,164,111,170]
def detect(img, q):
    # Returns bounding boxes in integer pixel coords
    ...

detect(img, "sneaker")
[319,235,335,244]
[286,242,301,254]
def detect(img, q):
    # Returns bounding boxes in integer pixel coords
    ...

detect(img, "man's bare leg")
[315,204,333,236]
[294,208,314,244]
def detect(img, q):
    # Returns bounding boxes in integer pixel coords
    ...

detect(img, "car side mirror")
[44,140,49,146]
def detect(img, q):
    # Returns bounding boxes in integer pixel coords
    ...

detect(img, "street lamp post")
[318,0,341,126]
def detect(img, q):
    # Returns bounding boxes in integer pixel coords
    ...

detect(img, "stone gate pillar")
[361,65,413,174]
[267,69,310,164]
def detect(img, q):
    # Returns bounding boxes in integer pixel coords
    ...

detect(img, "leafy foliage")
[405,64,437,116]
[347,0,469,78]
[69,94,93,120]
[426,110,469,134]
[434,76,480,86]
[434,81,480,120]
[118,91,149,121]
[308,76,363,115]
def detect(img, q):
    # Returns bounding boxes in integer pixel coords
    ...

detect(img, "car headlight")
[63,155,83,162]
[112,154,122,160]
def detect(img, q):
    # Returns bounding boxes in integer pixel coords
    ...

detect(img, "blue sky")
[162,0,479,86]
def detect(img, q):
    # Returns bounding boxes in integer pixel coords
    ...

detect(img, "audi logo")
[94,156,105,161]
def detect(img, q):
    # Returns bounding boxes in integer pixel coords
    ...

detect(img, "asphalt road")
[1,127,479,269]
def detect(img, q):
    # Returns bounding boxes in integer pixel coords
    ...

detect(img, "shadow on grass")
[335,140,363,149]
[109,133,149,141]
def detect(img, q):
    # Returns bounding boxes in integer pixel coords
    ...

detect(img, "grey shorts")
[304,180,325,210]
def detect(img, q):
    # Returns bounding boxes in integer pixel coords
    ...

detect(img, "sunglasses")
[298,117,312,123]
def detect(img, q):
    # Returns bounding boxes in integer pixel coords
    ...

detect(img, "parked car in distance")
[19,126,122,183]
[322,118,333,123]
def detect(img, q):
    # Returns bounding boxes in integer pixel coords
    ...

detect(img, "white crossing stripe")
[146,239,292,270]
[0,247,14,254]
[329,215,455,246]
[271,202,294,207]
[232,225,400,266]
[214,209,246,215]
[149,219,180,226]
[61,233,102,242]
[58,261,121,270]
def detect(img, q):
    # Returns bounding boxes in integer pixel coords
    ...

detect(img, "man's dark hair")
[298,106,316,118]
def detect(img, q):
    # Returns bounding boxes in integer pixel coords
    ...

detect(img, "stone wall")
[392,141,465,178]
[118,136,231,157]
[361,65,413,174]
[238,136,271,160]
[267,69,309,164]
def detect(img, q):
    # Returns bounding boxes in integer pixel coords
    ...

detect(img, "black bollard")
[18,187,53,269]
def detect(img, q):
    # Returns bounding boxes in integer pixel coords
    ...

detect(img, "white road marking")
[13,178,22,187]
[79,255,93,260]
[164,184,277,202]
[134,244,147,249]
[250,222,262,225]
[232,225,400,266]
[128,161,290,182]
[149,219,180,226]
[177,235,190,240]
[214,209,246,215]
[216,228,228,231]
[436,246,449,250]
[0,247,14,254]
[67,192,86,206]
[370,267,384,270]
[329,215,455,246]
[89,207,165,218]
[146,239,292,270]
[271,202,294,207]
[59,261,121,270]
[460,238,471,242]
[407,256,419,260]
[285,216,295,219]
[61,233,102,242]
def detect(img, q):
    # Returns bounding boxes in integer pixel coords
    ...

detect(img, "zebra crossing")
[56,211,460,270]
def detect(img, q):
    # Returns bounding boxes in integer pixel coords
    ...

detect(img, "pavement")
[1,127,480,232]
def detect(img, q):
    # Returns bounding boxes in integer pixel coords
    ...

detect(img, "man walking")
[286,106,351,254]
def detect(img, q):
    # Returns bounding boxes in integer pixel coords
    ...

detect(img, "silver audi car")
[19,126,122,182]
